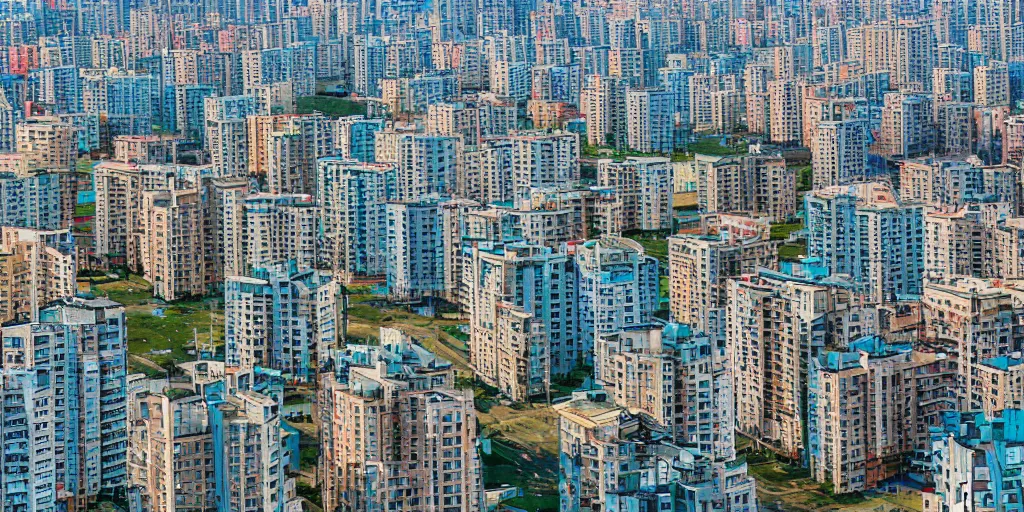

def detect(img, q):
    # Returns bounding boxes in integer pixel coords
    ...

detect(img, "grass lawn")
[93,275,222,369]
[442,324,469,342]
[126,304,223,368]
[746,459,889,511]
[687,137,748,156]
[770,222,804,241]
[93,275,155,306]
[748,462,811,484]
[736,434,753,452]
[500,495,559,512]
[75,203,96,216]
[624,232,669,265]
[795,165,813,192]
[779,243,807,261]
[479,404,560,456]
[128,358,166,378]
[345,295,472,371]
[296,96,368,117]
[76,158,95,173]
[482,437,559,512]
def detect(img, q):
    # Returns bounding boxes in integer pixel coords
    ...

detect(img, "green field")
[92,274,154,306]
[500,495,559,512]
[779,243,807,261]
[92,276,223,369]
[624,231,669,265]
[770,223,804,241]
[687,137,749,156]
[296,96,368,117]
[483,438,559,512]
[125,305,222,368]
[75,203,96,216]
[344,294,473,371]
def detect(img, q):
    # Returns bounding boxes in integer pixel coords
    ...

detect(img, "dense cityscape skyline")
[1,0,1024,511]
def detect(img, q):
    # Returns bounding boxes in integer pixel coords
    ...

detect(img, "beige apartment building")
[247,114,332,183]
[0,227,76,322]
[242,193,317,274]
[15,117,77,171]
[597,157,673,231]
[744,64,771,135]
[594,324,736,459]
[668,214,778,329]
[806,335,958,491]
[878,92,934,158]
[899,158,1019,207]
[991,218,1024,278]
[972,356,1024,419]
[809,339,956,494]
[204,177,251,285]
[768,79,802,144]
[921,278,1024,409]
[127,393,214,512]
[139,188,205,301]
[1003,115,1024,165]
[465,243,576,400]
[318,328,483,512]
[923,203,1024,281]
[695,152,796,222]
[727,270,880,461]
[813,119,869,189]
[974,61,1010,107]
[112,135,186,164]
[581,75,629,148]
[94,161,183,270]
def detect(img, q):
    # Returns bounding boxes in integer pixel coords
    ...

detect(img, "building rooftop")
[982,356,1024,371]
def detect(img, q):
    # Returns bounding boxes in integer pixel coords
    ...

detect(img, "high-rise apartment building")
[556,389,757,512]
[139,188,205,300]
[510,131,579,201]
[318,328,483,512]
[805,182,925,303]
[385,201,444,301]
[317,158,397,282]
[808,337,956,493]
[225,263,338,381]
[0,298,128,511]
[205,95,259,178]
[597,157,673,231]
[575,237,659,356]
[878,92,935,158]
[0,227,76,322]
[695,152,796,222]
[0,171,75,230]
[625,89,676,153]
[921,278,1024,409]
[466,243,578,399]
[14,117,77,170]
[768,80,802,144]
[668,216,779,330]
[899,158,1019,207]
[813,119,869,188]
[242,193,317,273]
